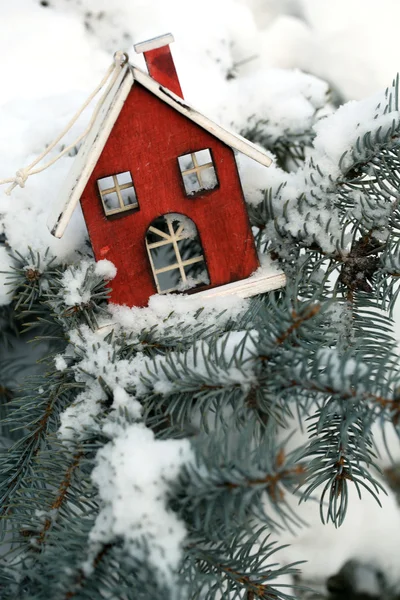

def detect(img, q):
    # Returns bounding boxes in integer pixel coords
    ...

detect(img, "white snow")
[312,88,400,177]
[108,292,249,339]
[58,259,116,307]
[165,213,198,239]
[58,318,257,441]
[94,259,117,280]
[58,388,104,441]
[87,423,194,585]
[226,67,329,143]
[54,354,68,371]
[112,386,142,419]
[266,475,400,589]
[58,325,149,440]
[298,0,400,100]
[268,405,400,590]
[61,261,93,306]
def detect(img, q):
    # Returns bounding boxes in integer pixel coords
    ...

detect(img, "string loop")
[0,51,129,196]
[14,169,28,189]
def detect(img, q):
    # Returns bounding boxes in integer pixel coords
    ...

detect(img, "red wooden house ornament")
[48,34,285,307]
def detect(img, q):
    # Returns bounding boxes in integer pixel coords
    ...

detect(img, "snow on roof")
[48,63,272,238]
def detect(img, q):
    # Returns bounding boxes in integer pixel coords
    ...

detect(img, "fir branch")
[260,303,321,359]
[0,371,82,519]
[35,450,83,547]
[218,462,306,504]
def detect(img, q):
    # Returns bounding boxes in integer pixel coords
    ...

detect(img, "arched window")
[145,214,210,294]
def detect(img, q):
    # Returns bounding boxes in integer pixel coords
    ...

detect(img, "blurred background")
[2,0,399,105]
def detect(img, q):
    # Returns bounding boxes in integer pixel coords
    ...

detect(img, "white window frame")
[178,149,218,196]
[97,172,139,216]
[146,216,208,294]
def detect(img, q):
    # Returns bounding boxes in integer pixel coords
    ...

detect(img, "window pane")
[177,238,202,260]
[194,149,212,166]
[200,165,218,190]
[146,214,210,294]
[102,192,120,211]
[178,153,194,172]
[178,149,218,197]
[157,269,182,292]
[98,176,114,192]
[184,263,210,286]
[120,185,138,207]
[97,171,140,215]
[147,217,170,244]
[183,172,201,195]
[150,245,177,271]
[116,171,132,185]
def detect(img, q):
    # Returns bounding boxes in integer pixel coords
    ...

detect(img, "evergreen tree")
[1,72,400,600]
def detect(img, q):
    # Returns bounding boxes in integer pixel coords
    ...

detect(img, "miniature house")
[48,34,285,307]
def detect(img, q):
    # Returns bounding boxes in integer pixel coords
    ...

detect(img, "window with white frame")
[97,171,139,216]
[178,149,218,196]
[146,214,210,293]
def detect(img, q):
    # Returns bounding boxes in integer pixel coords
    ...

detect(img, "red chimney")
[134,33,184,99]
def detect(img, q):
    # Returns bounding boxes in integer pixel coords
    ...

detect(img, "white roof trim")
[48,63,272,238]
[48,64,134,238]
[131,66,272,168]
[134,33,175,54]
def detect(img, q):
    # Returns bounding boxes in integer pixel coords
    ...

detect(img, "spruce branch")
[35,450,83,547]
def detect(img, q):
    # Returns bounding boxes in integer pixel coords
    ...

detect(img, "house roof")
[48,63,272,238]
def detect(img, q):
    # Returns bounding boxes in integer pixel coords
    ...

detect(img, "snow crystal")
[58,389,104,441]
[94,259,117,280]
[86,423,194,584]
[54,355,68,371]
[58,323,154,441]
[254,251,285,277]
[61,261,93,306]
[112,386,142,419]
[255,14,312,73]
[325,302,352,340]
[174,272,210,292]
[59,258,114,308]
[58,375,143,441]
[35,508,59,524]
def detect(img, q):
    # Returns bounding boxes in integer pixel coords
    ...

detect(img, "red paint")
[143,45,183,98]
[79,61,259,307]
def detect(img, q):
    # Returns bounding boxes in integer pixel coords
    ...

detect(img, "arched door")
[145,213,210,294]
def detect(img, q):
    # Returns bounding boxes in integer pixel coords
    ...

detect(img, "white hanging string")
[0,50,129,196]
